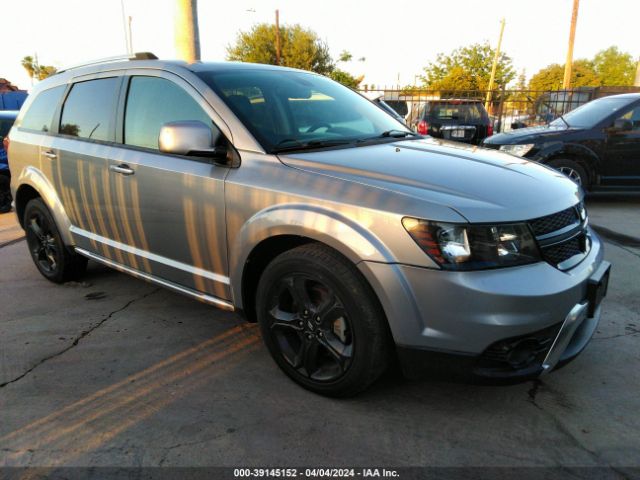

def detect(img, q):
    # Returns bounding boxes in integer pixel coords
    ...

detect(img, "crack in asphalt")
[593,327,640,341]
[526,380,633,476]
[0,288,160,389]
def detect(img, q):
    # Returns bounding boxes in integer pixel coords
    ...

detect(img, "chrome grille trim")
[528,202,590,270]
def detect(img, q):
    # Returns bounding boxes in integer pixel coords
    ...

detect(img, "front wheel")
[24,198,87,283]
[548,158,589,189]
[256,243,390,397]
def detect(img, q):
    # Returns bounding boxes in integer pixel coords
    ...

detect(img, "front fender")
[14,166,74,245]
[229,203,397,308]
[535,141,600,170]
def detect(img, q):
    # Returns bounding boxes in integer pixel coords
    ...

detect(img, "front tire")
[256,243,390,397]
[548,158,589,189]
[24,198,87,283]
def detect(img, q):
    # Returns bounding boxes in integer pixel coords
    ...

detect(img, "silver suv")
[8,54,610,396]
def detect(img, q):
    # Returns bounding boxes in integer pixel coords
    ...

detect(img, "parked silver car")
[8,55,610,396]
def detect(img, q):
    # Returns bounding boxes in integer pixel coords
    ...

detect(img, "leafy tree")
[529,60,599,91]
[592,46,636,86]
[338,50,352,63]
[21,56,57,81]
[227,23,333,75]
[421,42,515,91]
[328,69,363,89]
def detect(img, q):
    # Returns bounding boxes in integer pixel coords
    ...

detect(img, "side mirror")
[159,121,228,162]
[612,118,633,132]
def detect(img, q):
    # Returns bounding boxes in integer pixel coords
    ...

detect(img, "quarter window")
[60,78,119,141]
[20,86,66,132]
[124,76,219,150]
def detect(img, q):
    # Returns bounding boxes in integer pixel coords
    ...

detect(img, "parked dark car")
[0,110,19,212]
[408,99,493,145]
[483,93,640,190]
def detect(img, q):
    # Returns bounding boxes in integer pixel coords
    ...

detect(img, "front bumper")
[358,228,608,381]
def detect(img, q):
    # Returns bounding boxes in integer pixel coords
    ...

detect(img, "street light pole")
[484,18,506,111]
[562,0,580,89]
[175,0,201,62]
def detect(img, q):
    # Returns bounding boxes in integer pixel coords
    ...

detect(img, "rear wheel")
[24,198,87,283]
[256,243,390,397]
[548,158,589,189]
[0,175,11,213]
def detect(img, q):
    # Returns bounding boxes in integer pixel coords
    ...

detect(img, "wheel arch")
[537,143,601,184]
[230,204,396,322]
[14,167,74,245]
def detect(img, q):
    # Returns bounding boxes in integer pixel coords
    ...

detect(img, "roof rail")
[57,52,158,74]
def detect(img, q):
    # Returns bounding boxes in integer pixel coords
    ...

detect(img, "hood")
[484,124,581,145]
[278,138,582,223]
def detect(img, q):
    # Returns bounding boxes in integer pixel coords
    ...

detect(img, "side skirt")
[75,247,235,312]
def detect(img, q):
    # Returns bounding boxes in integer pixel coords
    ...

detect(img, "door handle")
[109,164,135,176]
[42,150,57,159]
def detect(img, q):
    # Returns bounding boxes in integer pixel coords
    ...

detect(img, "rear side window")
[20,86,65,132]
[124,76,219,150]
[60,78,119,141]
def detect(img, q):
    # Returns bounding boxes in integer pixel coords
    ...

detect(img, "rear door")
[55,74,123,256]
[103,71,232,301]
[602,102,640,186]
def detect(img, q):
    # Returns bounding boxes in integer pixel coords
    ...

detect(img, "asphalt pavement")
[0,196,638,474]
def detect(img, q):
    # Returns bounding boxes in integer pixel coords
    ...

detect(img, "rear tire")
[256,243,390,397]
[0,175,11,213]
[24,198,87,283]
[548,158,589,189]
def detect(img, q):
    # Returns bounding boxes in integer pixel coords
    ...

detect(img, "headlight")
[402,218,541,270]
[499,144,535,157]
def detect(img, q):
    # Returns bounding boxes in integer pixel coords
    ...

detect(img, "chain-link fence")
[361,85,640,134]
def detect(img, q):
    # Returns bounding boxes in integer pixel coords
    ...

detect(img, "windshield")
[550,96,632,128]
[196,69,411,153]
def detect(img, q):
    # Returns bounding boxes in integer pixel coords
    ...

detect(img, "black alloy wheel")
[23,198,87,283]
[266,273,353,382]
[256,243,390,397]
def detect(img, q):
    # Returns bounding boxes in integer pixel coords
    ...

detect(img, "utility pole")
[127,16,134,54]
[120,0,131,54]
[175,0,201,62]
[275,9,281,66]
[562,0,580,89]
[484,18,506,111]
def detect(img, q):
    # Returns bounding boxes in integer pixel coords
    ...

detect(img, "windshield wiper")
[271,138,353,154]
[557,114,570,128]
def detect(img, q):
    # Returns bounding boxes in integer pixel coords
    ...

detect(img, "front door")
[104,73,231,301]
[603,103,640,187]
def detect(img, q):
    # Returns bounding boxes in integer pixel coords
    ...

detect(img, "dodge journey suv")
[8,54,610,396]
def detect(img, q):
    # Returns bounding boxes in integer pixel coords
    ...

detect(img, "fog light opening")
[506,339,540,369]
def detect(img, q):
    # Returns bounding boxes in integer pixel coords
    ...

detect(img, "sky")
[3,0,639,91]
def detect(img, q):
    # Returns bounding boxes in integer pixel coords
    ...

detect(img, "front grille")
[528,202,589,270]
[529,206,579,236]
[542,235,584,266]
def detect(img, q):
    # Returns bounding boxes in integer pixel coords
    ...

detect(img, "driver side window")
[124,76,222,150]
